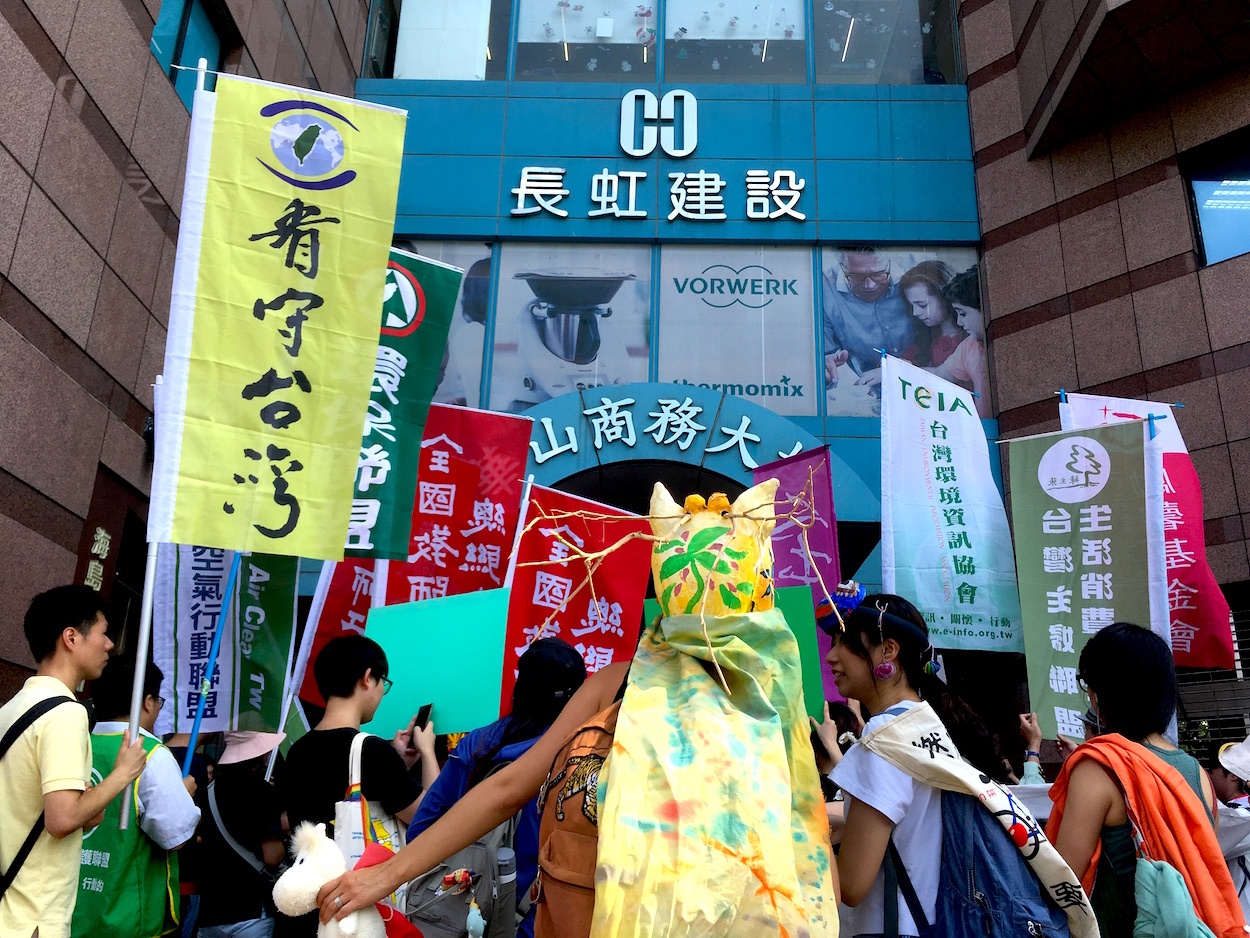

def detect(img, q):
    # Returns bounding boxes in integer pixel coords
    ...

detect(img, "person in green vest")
[71,656,201,938]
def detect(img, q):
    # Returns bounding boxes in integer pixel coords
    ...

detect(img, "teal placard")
[644,584,825,722]
[363,588,510,736]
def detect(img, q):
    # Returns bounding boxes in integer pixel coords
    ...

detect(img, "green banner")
[1010,421,1151,740]
[345,247,463,559]
[233,553,299,732]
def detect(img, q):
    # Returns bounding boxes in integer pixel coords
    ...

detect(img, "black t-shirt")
[197,767,285,927]
[280,728,420,832]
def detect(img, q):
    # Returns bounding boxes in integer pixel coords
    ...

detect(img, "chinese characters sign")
[881,356,1022,652]
[503,486,652,710]
[383,403,533,604]
[345,248,463,560]
[150,75,407,560]
[1010,421,1153,739]
[1060,393,1232,669]
[294,556,381,708]
[154,546,298,734]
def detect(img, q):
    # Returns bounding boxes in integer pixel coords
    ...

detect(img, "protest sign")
[503,487,652,709]
[150,75,406,559]
[154,546,298,734]
[293,557,383,708]
[755,447,843,702]
[881,356,1022,651]
[1011,421,1154,739]
[363,588,511,735]
[346,249,462,560]
[1060,393,1232,669]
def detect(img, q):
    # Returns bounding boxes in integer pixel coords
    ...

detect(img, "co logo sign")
[619,89,698,159]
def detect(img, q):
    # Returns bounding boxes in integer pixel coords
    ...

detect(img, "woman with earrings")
[1046,623,1246,938]
[824,593,1007,937]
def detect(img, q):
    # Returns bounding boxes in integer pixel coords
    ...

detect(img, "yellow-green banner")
[150,75,406,560]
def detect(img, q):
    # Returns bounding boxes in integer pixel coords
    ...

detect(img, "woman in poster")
[899,260,963,367]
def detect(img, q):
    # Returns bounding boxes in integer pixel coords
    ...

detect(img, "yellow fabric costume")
[591,482,838,937]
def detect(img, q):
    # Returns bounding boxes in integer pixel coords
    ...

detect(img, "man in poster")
[822,247,916,387]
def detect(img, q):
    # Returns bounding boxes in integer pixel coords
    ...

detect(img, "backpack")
[405,762,524,938]
[885,789,1071,937]
[529,699,621,938]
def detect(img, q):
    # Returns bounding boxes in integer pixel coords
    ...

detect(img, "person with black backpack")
[826,594,1089,938]
[405,638,585,938]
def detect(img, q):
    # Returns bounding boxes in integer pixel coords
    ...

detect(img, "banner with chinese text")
[346,248,463,559]
[754,447,844,701]
[1060,393,1232,669]
[149,74,407,559]
[294,557,384,708]
[381,404,533,604]
[503,486,652,710]
[1011,421,1153,740]
[154,546,298,734]
[881,356,1022,651]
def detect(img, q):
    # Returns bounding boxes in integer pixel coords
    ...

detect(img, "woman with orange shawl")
[1046,622,1247,937]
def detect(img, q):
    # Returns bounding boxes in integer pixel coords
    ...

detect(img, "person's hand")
[1019,713,1043,753]
[1056,736,1081,762]
[393,714,420,770]
[317,864,396,922]
[182,775,197,797]
[825,350,849,387]
[414,720,436,761]
[810,702,845,768]
[113,730,146,784]
[853,367,882,389]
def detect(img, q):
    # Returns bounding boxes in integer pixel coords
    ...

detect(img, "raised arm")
[44,730,146,838]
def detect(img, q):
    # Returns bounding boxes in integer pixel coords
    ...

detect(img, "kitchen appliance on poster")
[657,245,818,417]
[490,243,652,412]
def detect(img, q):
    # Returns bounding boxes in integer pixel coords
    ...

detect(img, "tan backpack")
[529,699,621,938]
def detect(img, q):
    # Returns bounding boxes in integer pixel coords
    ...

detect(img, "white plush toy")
[273,822,386,938]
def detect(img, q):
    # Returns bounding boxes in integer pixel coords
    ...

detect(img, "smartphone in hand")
[415,703,433,731]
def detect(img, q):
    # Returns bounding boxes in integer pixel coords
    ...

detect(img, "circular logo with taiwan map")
[257,101,358,190]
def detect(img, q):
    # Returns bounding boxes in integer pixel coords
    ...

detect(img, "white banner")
[881,356,1022,651]
[154,545,237,736]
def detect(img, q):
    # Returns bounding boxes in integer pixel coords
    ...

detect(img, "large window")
[514,0,657,81]
[150,0,224,109]
[813,0,958,84]
[662,0,807,83]
[1181,126,1250,267]
[378,0,511,80]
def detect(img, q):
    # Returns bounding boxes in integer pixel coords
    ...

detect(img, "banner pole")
[181,551,244,777]
[118,540,161,830]
[503,474,535,589]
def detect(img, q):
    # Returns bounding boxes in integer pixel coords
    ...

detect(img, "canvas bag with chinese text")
[335,732,408,908]
[858,702,1098,938]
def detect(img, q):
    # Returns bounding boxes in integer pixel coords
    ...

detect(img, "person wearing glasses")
[71,655,200,938]
[278,635,437,936]
[1213,739,1250,923]
[821,246,918,393]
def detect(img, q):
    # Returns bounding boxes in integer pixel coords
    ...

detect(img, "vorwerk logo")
[673,265,799,309]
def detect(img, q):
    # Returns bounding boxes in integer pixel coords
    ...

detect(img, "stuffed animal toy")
[648,478,779,617]
[272,822,386,938]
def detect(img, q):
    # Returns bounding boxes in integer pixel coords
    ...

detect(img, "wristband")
[1024,749,1041,761]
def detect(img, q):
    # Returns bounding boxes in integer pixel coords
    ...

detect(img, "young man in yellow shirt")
[0,586,147,938]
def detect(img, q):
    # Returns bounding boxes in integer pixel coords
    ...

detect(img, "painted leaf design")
[718,583,742,609]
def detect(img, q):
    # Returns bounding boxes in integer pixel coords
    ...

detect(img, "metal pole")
[503,474,535,590]
[181,551,244,777]
[119,540,160,829]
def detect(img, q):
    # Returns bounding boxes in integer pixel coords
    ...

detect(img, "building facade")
[0,0,1247,736]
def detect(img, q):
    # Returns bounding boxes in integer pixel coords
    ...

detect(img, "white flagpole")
[119,540,160,830]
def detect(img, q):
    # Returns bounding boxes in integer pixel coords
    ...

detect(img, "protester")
[197,731,286,938]
[279,635,436,936]
[310,660,633,927]
[1018,712,1047,784]
[407,637,586,938]
[165,732,216,938]
[1046,622,1245,938]
[824,594,1006,935]
[1212,738,1250,924]
[0,585,147,938]
[70,656,200,938]
[811,699,864,798]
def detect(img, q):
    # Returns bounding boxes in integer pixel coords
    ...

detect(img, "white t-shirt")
[93,722,200,850]
[831,700,942,937]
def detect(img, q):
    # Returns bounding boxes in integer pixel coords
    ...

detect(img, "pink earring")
[873,661,897,680]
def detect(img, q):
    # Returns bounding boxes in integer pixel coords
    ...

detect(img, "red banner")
[503,487,652,711]
[383,404,533,604]
[1163,452,1234,669]
[296,557,381,707]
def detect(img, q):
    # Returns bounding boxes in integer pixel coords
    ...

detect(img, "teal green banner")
[1010,421,1151,740]
[233,553,299,732]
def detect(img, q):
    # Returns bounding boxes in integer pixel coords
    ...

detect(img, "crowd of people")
[3,582,1249,937]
